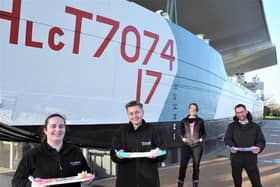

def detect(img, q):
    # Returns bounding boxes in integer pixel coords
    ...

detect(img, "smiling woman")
[12,113,94,187]
[42,113,66,150]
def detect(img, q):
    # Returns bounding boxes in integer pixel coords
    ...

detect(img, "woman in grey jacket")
[177,103,206,187]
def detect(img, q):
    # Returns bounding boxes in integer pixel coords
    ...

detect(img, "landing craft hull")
[0,0,263,147]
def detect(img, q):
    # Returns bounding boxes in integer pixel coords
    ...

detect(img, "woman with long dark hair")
[12,113,94,187]
[177,103,206,187]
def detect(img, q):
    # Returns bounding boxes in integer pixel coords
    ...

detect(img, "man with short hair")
[224,104,265,187]
[110,100,166,187]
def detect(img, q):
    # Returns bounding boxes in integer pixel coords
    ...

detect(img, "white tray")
[28,173,95,186]
[116,149,167,158]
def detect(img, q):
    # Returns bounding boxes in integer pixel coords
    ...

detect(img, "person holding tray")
[12,113,94,187]
[110,100,167,187]
[224,104,266,187]
[177,103,206,187]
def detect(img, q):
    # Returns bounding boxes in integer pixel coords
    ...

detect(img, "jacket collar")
[185,115,199,121]
[43,140,66,152]
[128,119,147,132]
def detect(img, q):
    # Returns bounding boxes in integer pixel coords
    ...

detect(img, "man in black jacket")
[110,100,167,187]
[224,104,265,187]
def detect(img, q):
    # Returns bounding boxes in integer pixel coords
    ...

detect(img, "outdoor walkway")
[1,120,279,187]
[93,120,280,187]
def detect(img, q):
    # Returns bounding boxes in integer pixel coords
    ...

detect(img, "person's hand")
[252,146,260,154]
[31,182,48,187]
[116,149,124,159]
[82,176,94,186]
[229,147,237,154]
[149,147,160,159]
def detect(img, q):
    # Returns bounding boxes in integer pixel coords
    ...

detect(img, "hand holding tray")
[115,148,167,158]
[28,172,95,186]
[227,146,253,152]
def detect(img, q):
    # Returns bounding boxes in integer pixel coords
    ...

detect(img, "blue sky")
[246,0,280,104]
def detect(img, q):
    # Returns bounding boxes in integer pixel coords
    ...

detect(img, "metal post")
[166,0,171,20]
[166,0,178,23]
[174,0,178,24]
[9,142,13,169]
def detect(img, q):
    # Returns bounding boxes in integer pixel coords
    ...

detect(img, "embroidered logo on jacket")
[141,141,151,146]
[70,161,81,166]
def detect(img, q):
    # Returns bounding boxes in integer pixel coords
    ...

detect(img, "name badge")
[141,141,151,146]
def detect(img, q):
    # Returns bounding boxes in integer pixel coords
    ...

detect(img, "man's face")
[127,105,144,126]
[235,106,247,121]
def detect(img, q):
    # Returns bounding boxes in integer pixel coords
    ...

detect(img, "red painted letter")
[48,27,64,51]
[25,21,43,48]
[65,6,93,54]
[0,0,21,44]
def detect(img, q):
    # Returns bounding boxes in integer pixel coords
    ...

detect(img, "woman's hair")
[188,103,199,112]
[44,113,66,127]
[41,113,66,142]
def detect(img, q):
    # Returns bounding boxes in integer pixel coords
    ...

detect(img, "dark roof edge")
[259,0,272,42]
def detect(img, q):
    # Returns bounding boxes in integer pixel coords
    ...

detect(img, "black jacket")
[224,115,266,155]
[110,120,166,187]
[180,116,206,147]
[12,141,91,187]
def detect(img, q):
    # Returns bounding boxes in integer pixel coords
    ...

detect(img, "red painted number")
[160,39,175,71]
[136,69,162,104]
[121,26,141,63]
[93,15,119,57]
[142,31,159,65]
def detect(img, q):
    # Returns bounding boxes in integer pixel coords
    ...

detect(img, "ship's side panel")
[160,22,227,121]
[0,0,178,125]
[0,0,263,129]
[160,21,263,121]
[0,0,264,148]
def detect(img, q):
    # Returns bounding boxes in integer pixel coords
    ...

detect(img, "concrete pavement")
[93,120,280,187]
[1,120,279,187]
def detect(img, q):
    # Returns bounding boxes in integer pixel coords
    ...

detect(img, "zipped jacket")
[180,116,206,147]
[224,115,266,155]
[12,141,91,187]
[110,120,167,187]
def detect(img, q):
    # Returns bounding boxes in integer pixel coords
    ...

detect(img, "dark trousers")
[231,153,262,187]
[178,145,203,182]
